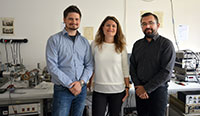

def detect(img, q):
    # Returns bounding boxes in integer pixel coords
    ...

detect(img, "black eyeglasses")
[141,21,156,27]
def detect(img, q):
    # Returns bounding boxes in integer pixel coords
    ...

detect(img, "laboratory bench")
[0,79,200,116]
[169,94,200,116]
[122,78,200,116]
[0,81,53,116]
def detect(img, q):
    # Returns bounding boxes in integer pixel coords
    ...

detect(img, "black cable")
[183,49,199,69]
[0,38,28,43]
[183,49,200,83]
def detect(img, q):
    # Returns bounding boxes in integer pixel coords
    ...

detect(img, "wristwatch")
[125,86,130,89]
[80,80,85,87]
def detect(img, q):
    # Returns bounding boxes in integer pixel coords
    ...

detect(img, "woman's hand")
[122,88,129,102]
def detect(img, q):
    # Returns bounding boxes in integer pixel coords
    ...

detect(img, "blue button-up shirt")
[46,29,93,88]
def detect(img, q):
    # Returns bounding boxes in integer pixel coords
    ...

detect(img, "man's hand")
[139,92,149,99]
[135,85,149,99]
[69,81,82,96]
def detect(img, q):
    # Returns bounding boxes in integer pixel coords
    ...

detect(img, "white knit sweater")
[91,41,129,93]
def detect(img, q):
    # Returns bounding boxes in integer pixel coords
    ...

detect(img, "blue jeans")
[52,84,87,116]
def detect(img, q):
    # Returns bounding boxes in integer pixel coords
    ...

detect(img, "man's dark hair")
[140,12,159,24]
[63,5,82,18]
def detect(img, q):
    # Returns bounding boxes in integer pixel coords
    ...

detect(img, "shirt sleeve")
[79,40,94,83]
[46,36,73,88]
[121,48,130,78]
[144,40,176,93]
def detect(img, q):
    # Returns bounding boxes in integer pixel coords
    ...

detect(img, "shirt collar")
[152,33,159,41]
[144,33,159,41]
[62,28,81,37]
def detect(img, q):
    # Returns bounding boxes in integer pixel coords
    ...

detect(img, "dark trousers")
[92,91,125,116]
[135,86,168,116]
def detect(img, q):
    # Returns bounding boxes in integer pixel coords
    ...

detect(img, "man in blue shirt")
[46,5,93,116]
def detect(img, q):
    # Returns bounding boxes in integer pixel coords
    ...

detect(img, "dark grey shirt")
[130,34,176,93]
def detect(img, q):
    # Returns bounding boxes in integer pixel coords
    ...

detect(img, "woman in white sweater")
[89,16,130,116]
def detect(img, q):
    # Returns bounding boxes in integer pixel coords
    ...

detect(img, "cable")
[0,47,2,64]
[183,49,199,69]
[4,43,9,64]
[13,43,16,65]
[10,42,15,64]
[18,43,22,64]
[170,0,179,51]
[8,76,16,116]
[16,43,18,64]
[183,49,200,84]
[123,0,127,37]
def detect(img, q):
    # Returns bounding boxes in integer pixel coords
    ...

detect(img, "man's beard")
[68,27,78,30]
[144,28,156,38]
[66,24,79,31]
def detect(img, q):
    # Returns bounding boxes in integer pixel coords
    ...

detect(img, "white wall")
[0,0,125,69]
[126,0,200,53]
[0,0,200,69]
